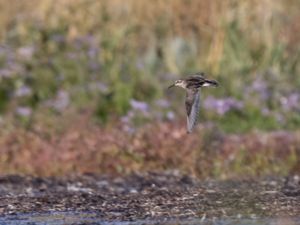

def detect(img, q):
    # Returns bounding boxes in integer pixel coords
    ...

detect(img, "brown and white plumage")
[168,73,219,133]
[185,88,201,133]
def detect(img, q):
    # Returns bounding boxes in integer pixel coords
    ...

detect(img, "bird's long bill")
[168,84,175,89]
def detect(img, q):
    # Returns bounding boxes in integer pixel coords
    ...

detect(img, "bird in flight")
[168,72,219,133]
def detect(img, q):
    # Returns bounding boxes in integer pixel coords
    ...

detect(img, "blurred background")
[0,0,299,178]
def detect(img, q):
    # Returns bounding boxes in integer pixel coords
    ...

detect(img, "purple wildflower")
[280,92,300,112]
[81,35,96,45]
[1,46,15,62]
[88,62,100,71]
[251,77,270,100]
[15,85,32,97]
[261,107,271,116]
[51,34,65,43]
[166,111,175,120]
[0,45,6,54]
[6,61,24,74]
[75,35,96,49]
[155,99,170,108]
[17,46,35,60]
[130,99,149,113]
[66,52,78,60]
[122,124,136,134]
[120,111,136,134]
[54,90,70,111]
[16,107,32,117]
[0,59,24,78]
[88,82,109,93]
[121,110,135,123]
[87,47,99,59]
[46,90,70,112]
[0,69,13,78]
[274,112,285,124]
[204,96,244,115]
[121,115,130,124]
[135,60,145,70]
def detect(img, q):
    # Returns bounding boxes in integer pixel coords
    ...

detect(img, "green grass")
[0,0,299,133]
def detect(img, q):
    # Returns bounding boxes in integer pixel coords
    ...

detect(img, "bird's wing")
[188,74,205,79]
[185,89,201,133]
[186,75,206,89]
[187,75,205,82]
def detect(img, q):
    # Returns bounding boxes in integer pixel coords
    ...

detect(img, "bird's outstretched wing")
[186,75,219,88]
[189,73,205,79]
[185,89,201,133]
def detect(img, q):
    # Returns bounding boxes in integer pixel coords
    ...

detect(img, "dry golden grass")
[1,0,299,68]
[2,0,290,32]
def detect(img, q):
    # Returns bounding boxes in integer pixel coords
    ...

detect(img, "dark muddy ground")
[0,171,300,224]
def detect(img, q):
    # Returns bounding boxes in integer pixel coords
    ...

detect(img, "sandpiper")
[168,72,219,133]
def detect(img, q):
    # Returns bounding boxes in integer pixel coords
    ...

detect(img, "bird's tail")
[203,79,219,87]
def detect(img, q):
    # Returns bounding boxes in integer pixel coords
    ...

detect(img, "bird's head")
[168,79,186,89]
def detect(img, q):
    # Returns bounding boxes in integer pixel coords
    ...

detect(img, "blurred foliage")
[0,0,299,177]
[0,0,299,132]
[0,120,298,178]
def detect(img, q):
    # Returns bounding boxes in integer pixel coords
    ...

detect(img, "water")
[0,212,299,225]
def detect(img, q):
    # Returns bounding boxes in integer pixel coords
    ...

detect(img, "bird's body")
[168,73,219,133]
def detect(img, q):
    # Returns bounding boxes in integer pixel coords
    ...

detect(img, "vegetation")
[0,0,299,177]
